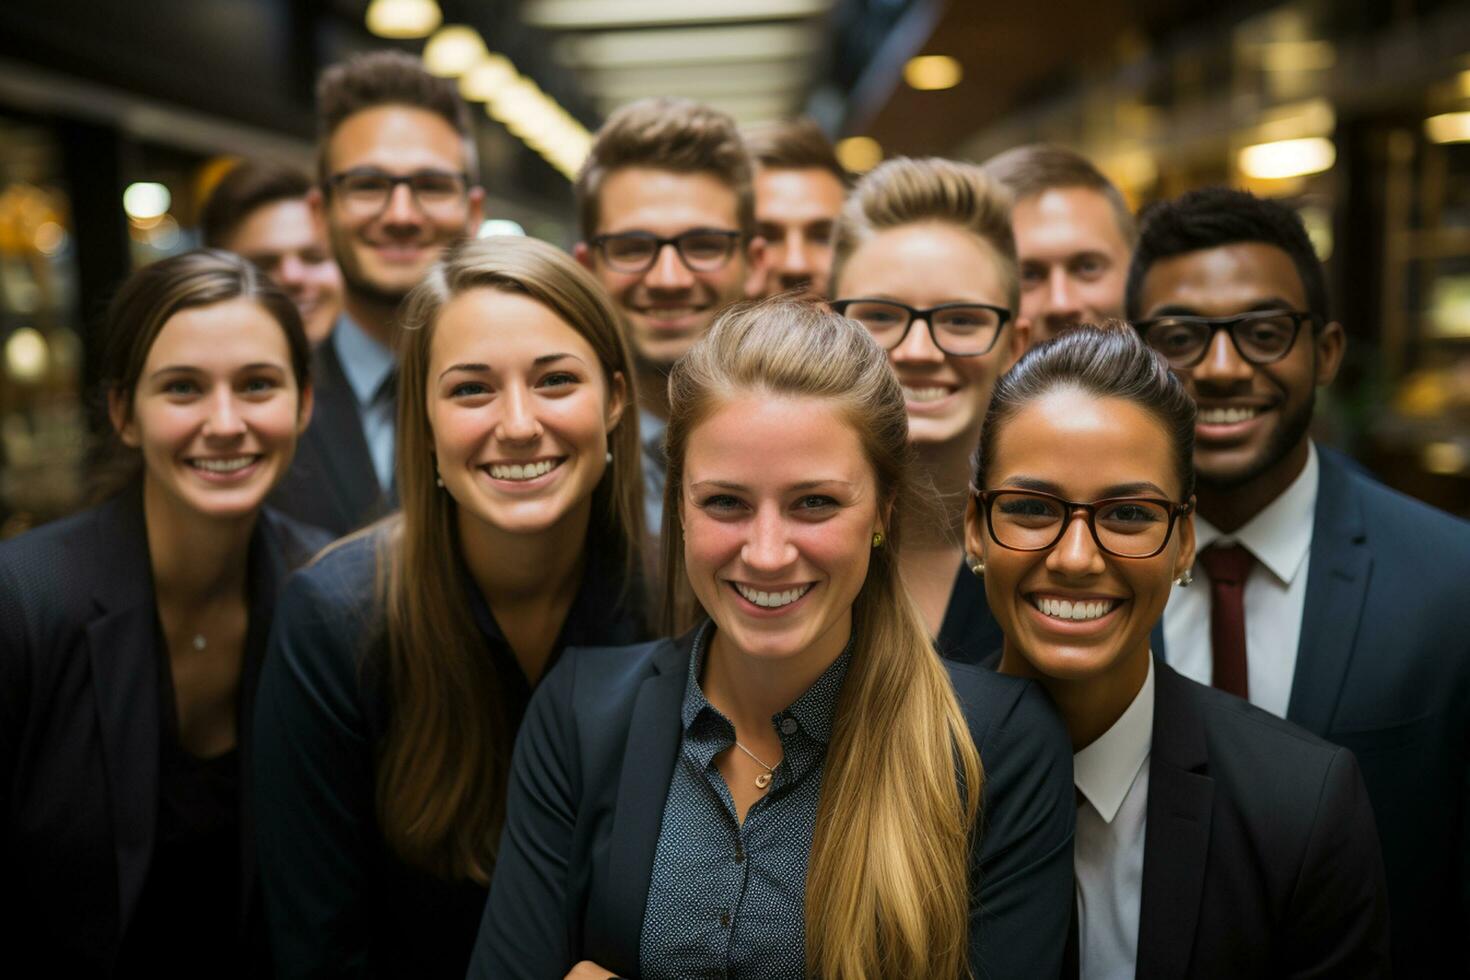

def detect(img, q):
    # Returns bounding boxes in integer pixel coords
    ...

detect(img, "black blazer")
[938,557,1005,665]
[1134,662,1389,978]
[1152,446,1470,976]
[253,533,648,980]
[268,334,391,537]
[468,630,1076,980]
[0,488,327,975]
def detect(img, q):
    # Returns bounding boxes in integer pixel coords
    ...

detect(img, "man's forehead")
[325,105,468,171]
[1141,241,1306,310]
[1014,187,1126,248]
[596,167,739,232]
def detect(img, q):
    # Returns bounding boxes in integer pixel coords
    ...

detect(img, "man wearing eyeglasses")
[574,98,766,534]
[1129,186,1470,978]
[271,51,483,536]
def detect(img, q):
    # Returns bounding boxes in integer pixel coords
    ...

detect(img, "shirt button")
[780,716,798,735]
[720,910,731,928]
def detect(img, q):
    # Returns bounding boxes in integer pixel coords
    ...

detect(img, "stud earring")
[606,451,613,464]
[435,472,444,488]
[968,555,985,577]
[871,531,884,549]
[1175,570,1193,588]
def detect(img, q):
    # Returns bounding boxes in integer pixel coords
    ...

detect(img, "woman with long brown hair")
[829,156,1027,665]
[0,250,322,975]
[468,299,1073,979]
[253,236,648,978]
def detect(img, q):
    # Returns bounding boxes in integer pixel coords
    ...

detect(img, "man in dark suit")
[1129,187,1470,976]
[269,51,484,536]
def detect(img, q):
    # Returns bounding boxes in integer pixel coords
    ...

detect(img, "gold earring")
[968,555,985,577]
[872,531,884,549]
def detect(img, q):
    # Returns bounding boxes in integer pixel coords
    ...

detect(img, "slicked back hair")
[982,143,1136,245]
[575,97,754,240]
[975,322,1196,502]
[315,50,476,184]
[743,117,850,187]
[1125,186,1327,324]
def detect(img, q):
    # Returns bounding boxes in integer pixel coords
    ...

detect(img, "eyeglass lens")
[600,231,738,272]
[988,492,1173,557]
[841,300,1004,355]
[335,171,467,214]
[1143,312,1301,366]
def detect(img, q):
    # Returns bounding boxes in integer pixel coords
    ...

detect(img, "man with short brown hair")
[744,118,848,299]
[983,144,1133,343]
[269,50,484,536]
[574,97,765,531]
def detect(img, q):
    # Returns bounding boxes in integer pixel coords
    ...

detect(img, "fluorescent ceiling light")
[424,26,487,77]
[1256,39,1335,72]
[123,182,171,220]
[365,0,441,39]
[1238,137,1335,179]
[461,55,518,102]
[1426,112,1470,144]
[524,0,829,29]
[584,63,810,100]
[556,25,817,67]
[595,93,796,123]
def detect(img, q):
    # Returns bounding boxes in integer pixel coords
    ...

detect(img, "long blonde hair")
[662,300,983,978]
[376,236,643,882]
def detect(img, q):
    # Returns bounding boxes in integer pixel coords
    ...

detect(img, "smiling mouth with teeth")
[1198,406,1262,424]
[190,455,259,474]
[1030,595,1120,622]
[733,582,813,609]
[487,458,563,482]
[902,385,955,403]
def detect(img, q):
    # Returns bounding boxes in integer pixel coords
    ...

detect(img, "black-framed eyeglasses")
[588,229,742,273]
[1135,310,1318,368]
[830,299,1012,356]
[326,168,470,215]
[974,488,1192,559]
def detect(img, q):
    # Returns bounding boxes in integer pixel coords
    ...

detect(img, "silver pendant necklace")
[733,739,776,790]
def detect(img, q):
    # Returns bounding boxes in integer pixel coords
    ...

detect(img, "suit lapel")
[597,636,691,971]
[1287,452,1371,735]
[1150,621,1167,661]
[83,490,162,935]
[1136,665,1213,980]
[308,339,382,528]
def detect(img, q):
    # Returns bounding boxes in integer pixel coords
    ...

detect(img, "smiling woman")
[0,250,327,975]
[251,236,648,979]
[964,325,1390,978]
[468,299,1074,980]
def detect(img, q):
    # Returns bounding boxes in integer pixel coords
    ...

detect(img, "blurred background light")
[461,54,518,102]
[478,218,527,238]
[1257,39,1335,72]
[904,55,962,91]
[1238,137,1335,179]
[1425,112,1470,144]
[365,0,441,39]
[5,328,49,383]
[524,0,828,28]
[836,136,882,173]
[424,25,488,77]
[32,221,65,256]
[122,182,171,221]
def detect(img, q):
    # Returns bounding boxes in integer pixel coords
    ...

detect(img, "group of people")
[1,47,1467,980]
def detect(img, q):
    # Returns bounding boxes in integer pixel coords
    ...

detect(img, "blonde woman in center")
[830,157,1028,664]
[468,300,1073,979]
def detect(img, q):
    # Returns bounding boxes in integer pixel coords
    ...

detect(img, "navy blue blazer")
[0,488,327,975]
[468,629,1076,980]
[1152,446,1470,976]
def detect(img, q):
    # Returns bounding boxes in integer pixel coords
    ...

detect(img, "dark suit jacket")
[938,557,1005,665]
[1135,662,1389,978]
[268,335,391,537]
[1152,446,1470,976]
[469,631,1076,980]
[0,488,327,975]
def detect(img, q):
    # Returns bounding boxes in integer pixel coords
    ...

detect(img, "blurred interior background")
[1,0,1468,534]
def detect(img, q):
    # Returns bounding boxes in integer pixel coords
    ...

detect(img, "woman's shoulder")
[0,499,134,627]
[550,636,685,701]
[273,531,385,646]
[258,506,336,569]
[944,659,1062,739]
[944,659,1072,803]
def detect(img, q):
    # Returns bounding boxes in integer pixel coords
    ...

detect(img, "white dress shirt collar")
[1074,656,1155,824]
[1193,442,1319,586]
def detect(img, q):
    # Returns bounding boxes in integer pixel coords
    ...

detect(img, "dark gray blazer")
[0,487,327,975]
[468,630,1076,980]
[1152,447,1470,976]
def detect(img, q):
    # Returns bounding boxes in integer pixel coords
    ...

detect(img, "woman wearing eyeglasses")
[829,157,1027,665]
[964,324,1390,978]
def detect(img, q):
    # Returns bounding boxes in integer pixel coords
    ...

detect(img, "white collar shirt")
[1074,656,1154,980]
[332,314,397,492]
[1162,442,1319,718]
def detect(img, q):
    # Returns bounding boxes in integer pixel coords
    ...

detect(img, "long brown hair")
[662,299,983,978]
[375,236,643,882]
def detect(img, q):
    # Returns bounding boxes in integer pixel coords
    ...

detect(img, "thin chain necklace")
[733,739,777,790]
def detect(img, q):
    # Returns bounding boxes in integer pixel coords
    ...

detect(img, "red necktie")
[1197,543,1254,699]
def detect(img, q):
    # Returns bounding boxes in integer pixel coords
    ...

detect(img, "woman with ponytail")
[253,237,648,978]
[469,298,1073,979]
